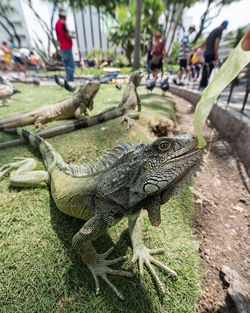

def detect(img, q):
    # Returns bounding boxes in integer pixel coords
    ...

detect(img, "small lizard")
[0,128,203,299]
[0,82,100,130]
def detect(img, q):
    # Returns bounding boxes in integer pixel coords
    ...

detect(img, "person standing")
[151,31,166,81]
[55,8,75,87]
[1,42,12,72]
[199,21,228,89]
[174,26,196,86]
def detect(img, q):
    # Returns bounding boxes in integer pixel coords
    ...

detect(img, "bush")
[112,54,128,68]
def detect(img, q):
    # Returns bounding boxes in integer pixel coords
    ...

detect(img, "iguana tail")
[0,112,35,130]
[1,105,127,149]
[14,128,64,172]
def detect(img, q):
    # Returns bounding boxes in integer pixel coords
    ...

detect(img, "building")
[0,0,120,62]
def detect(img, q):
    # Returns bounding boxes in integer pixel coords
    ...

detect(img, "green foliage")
[0,84,201,312]
[109,0,166,64]
[86,49,107,68]
[112,54,128,67]
[232,25,249,48]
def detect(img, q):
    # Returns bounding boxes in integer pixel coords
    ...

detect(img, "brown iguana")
[0,82,100,130]
[0,71,144,149]
[0,128,204,299]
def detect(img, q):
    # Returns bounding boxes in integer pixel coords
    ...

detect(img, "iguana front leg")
[72,214,132,300]
[0,157,49,187]
[128,212,177,296]
[34,114,47,130]
[121,110,140,129]
[136,92,141,112]
[74,106,88,119]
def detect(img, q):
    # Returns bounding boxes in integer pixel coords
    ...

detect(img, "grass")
[0,84,201,313]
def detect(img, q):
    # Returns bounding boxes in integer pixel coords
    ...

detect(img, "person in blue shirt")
[174,26,195,86]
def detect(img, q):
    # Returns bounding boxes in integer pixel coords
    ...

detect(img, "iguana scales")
[0,82,100,130]
[0,128,204,299]
[0,71,143,149]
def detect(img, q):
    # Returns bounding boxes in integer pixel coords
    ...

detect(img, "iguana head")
[129,135,204,208]
[129,70,144,87]
[80,81,100,111]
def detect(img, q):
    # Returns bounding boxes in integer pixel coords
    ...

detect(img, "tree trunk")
[166,4,183,56]
[126,40,132,66]
[0,20,14,43]
[192,0,212,44]
[0,5,21,47]
[133,0,142,70]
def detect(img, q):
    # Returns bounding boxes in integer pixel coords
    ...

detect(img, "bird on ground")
[115,82,122,90]
[54,74,65,88]
[0,76,21,106]
[64,80,76,92]
[100,77,110,84]
[33,75,40,86]
[146,79,156,92]
[160,77,169,95]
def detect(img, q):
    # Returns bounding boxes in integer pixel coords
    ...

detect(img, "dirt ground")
[172,95,250,313]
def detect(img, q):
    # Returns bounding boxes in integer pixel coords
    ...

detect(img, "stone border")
[169,86,250,177]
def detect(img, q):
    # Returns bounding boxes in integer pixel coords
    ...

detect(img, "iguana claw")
[132,245,177,296]
[87,247,133,300]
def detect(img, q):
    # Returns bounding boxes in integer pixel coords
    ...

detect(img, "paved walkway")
[168,74,250,118]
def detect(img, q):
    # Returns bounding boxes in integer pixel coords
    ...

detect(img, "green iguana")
[0,71,144,149]
[0,128,204,299]
[0,82,100,130]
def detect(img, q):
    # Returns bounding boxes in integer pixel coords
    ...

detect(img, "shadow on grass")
[49,196,157,312]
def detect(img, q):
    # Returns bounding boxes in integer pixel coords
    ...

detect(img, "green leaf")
[194,40,250,146]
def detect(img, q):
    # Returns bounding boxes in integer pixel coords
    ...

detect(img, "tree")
[28,0,59,58]
[164,0,196,55]
[109,0,166,65]
[109,3,136,66]
[133,0,142,70]
[191,0,241,44]
[0,1,21,47]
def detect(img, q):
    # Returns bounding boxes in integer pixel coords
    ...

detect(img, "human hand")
[241,28,250,51]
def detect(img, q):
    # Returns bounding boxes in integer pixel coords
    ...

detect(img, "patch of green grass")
[0,85,201,312]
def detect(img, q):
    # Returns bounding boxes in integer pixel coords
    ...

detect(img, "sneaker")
[173,78,177,85]
[178,81,184,86]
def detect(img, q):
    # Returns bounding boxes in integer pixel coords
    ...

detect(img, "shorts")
[151,59,163,71]
[14,56,25,65]
[179,59,187,69]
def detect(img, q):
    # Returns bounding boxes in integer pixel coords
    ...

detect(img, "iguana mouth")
[172,147,201,160]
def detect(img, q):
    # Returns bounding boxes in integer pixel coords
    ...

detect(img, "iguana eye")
[158,141,171,151]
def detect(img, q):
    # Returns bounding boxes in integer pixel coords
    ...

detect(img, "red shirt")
[55,19,72,50]
[152,39,165,57]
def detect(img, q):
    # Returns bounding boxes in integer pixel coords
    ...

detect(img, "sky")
[186,0,250,33]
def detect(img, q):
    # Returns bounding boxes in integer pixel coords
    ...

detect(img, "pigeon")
[146,79,156,92]
[33,75,40,86]
[115,82,122,89]
[64,80,76,92]
[100,77,110,84]
[0,76,21,106]
[160,77,169,95]
[54,74,65,88]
